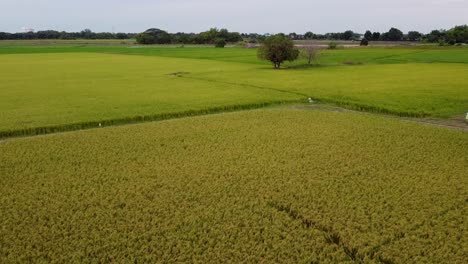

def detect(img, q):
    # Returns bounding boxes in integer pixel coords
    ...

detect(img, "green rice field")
[0,46,467,137]
[0,43,467,262]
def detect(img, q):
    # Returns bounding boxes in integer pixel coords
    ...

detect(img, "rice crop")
[1,108,466,263]
[185,62,468,117]
[0,53,301,134]
[1,49,467,138]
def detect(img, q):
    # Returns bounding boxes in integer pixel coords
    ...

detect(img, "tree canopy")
[381,28,404,41]
[447,25,468,43]
[136,28,172,44]
[257,34,299,69]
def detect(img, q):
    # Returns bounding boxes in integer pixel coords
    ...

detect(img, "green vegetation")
[328,42,338,49]
[0,46,467,137]
[1,45,468,65]
[2,24,467,44]
[1,109,466,262]
[192,63,468,117]
[258,34,299,68]
[0,53,300,135]
[136,28,172,45]
[360,38,369,46]
[0,37,467,263]
[214,38,226,48]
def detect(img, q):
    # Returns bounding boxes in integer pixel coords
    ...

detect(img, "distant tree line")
[135,28,243,45]
[289,25,468,44]
[1,25,467,45]
[0,29,136,40]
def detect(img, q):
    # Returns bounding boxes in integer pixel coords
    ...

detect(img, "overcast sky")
[1,0,467,34]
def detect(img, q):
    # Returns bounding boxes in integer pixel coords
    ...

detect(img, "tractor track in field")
[267,201,394,264]
[268,198,467,264]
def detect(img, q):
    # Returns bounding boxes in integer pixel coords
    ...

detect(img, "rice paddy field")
[0,42,467,262]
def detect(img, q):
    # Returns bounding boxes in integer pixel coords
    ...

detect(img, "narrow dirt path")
[1,102,465,141]
[289,103,468,132]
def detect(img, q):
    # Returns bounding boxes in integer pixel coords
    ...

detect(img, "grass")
[1,44,468,64]
[1,48,467,137]
[0,53,301,134]
[1,108,466,263]
[191,62,468,117]
[0,41,466,262]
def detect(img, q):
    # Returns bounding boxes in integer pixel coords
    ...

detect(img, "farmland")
[1,46,467,137]
[1,109,467,262]
[0,42,467,263]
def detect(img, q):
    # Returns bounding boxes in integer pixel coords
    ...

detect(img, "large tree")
[343,30,354,40]
[425,30,445,43]
[258,34,299,69]
[372,32,381,41]
[364,30,372,41]
[304,31,315,39]
[385,28,404,41]
[447,25,468,43]
[136,28,171,44]
[407,31,422,41]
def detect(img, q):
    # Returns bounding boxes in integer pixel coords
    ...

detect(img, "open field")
[0,53,300,134]
[1,45,468,65]
[1,108,467,263]
[0,41,467,263]
[191,62,468,117]
[0,46,467,137]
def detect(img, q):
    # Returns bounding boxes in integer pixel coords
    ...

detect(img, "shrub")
[215,38,226,48]
[328,42,338,49]
[135,33,156,45]
[300,46,320,65]
[360,38,369,46]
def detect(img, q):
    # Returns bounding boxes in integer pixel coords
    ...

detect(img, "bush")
[215,38,226,48]
[135,33,156,45]
[447,39,456,46]
[328,42,338,49]
[360,38,369,46]
[300,46,320,65]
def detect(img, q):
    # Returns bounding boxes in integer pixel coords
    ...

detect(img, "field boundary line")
[0,100,304,140]
[290,104,468,131]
